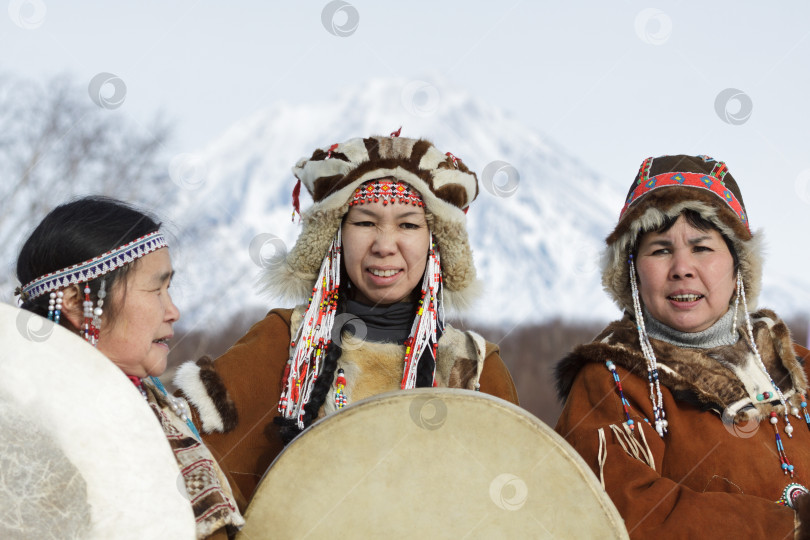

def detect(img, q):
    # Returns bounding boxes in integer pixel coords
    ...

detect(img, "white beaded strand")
[279,229,342,428]
[92,279,106,335]
[737,270,794,436]
[629,255,668,437]
[401,237,442,390]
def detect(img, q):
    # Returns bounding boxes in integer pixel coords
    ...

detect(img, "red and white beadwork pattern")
[349,179,425,208]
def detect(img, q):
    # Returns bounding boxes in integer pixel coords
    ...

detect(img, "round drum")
[0,302,195,540]
[238,388,628,539]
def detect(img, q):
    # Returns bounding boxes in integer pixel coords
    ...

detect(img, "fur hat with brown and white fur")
[602,154,763,314]
[260,131,481,313]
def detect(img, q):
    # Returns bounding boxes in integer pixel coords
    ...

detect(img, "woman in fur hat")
[555,155,810,538]
[16,196,244,539]
[174,133,519,507]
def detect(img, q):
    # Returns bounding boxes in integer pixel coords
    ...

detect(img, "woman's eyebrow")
[687,235,713,245]
[150,270,174,285]
[645,238,673,248]
[350,207,378,217]
[396,211,425,219]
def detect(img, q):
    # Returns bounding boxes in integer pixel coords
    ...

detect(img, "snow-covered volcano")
[164,77,625,331]
[4,76,807,332]
[164,76,810,332]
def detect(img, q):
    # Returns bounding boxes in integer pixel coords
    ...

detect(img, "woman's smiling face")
[341,199,430,306]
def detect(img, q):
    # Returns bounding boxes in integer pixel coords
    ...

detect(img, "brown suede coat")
[178,308,518,509]
[555,309,810,539]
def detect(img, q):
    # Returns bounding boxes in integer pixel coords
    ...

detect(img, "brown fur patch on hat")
[261,135,481,313]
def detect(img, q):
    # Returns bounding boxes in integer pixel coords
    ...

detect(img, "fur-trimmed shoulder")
[555,317,640,401]
[436,325,487,390]
[555,310,807,419]
[174,356,238,434]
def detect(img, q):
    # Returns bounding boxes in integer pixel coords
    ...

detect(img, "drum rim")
[252,387,628,539]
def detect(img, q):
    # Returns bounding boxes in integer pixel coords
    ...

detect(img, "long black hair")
[16,196,162,328]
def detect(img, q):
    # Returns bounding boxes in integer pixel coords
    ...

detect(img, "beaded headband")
[349,179,425,208]
[620,158,749,233]
[19,231,167,301]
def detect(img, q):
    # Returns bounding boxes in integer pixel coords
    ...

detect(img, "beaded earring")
[730,269,742,336]
[48,290,63,323]
[82,280,106,347]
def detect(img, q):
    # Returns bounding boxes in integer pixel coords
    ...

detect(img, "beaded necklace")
[129,375,201,440]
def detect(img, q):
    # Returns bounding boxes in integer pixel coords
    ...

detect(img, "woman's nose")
[165,292,180,323]
[371,228,397,255]
[669,250,695,280]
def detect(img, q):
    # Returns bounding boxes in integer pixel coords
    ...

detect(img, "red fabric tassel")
[390,127,402,137]
[291,178,302,222]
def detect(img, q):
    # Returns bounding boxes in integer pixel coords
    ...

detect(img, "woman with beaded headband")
[554,155,810,537]
[174,132,519,507]
[16,196,244,539]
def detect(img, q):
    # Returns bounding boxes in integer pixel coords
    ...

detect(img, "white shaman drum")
[238,388,628,539]
[0,302,195,540]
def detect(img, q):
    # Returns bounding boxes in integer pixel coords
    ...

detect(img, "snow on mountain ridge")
[170,76,810,331]
[166,76,628,330]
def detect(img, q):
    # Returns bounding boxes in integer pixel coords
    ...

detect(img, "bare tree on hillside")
[0,73,173,297]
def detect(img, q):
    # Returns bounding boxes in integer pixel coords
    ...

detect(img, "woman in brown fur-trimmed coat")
[174,133,519,508]
[555,155,810,539]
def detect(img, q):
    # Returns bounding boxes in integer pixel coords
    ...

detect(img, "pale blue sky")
[4,0,810,278]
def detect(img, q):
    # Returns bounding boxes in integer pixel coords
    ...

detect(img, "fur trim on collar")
[176,306,488,435]
[556,309,806,422]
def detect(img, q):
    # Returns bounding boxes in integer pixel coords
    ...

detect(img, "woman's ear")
[59,284,84,331]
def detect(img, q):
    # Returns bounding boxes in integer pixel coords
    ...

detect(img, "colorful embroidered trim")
[621,170,749,232]
[20,231,167,300]
[635,157,654,185]
[349,179,425,207]
[777,483,809,508]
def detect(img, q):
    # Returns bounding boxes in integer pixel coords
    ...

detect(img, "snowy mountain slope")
[3,76,808,332]
[165,76,810,331]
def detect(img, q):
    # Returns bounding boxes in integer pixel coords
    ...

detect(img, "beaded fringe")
[278,231,445,428]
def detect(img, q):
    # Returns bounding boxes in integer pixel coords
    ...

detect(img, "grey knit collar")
[643,305,739,349]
